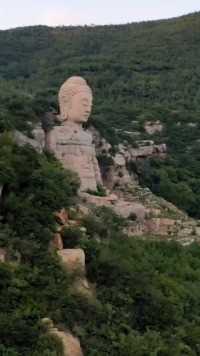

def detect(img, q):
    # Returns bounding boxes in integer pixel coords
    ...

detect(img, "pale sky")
[0,0,199,29]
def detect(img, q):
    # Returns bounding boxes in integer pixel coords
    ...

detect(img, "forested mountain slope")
[1,12,200,217]
[2,13,200,356]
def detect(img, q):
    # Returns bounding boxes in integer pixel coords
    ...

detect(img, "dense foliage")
[1,138,200,354]
[0,136,79,355]
[81,236,200,355]
[54,207,200,355]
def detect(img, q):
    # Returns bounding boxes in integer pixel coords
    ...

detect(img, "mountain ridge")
[1,10,200,31]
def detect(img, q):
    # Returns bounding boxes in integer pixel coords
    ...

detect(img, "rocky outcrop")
[145,218,178,235]
[144,120,163,135]
[129,142,167,160]
[54,208,69,225]
[58,249,86,275]
[52,210,94,299]
[13,125,45,153]
[114,200,147,220]
[51,233,63,250]
[53,329,83,356]
[91,128,167,192]
[57,246,94,299]
[32,124,45,150]
[42,318,83,356]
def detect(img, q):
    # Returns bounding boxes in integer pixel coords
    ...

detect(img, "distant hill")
[1,12,200,216]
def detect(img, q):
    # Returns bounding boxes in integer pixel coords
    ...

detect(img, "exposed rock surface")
[42,318,83,356]
[54,208,69,225]
[144,120,163,135]
[32,124,45,150]
[51,233,63,250]
[78,126,199,242]
[52,329,83,356]
[58,248,86,275]
[13,125,45,153]
[114,200,147,220]
[145,218,178,235]
[92,128,166,191]
[130,142,167,160]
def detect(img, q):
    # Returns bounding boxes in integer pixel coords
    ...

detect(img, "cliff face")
[88,127,199,242]
[19,120,200,245]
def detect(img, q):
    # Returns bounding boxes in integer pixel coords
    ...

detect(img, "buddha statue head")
[58,76,93,124]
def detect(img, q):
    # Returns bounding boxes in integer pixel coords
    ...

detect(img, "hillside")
[1,12,200,217]
[1,12,200,355]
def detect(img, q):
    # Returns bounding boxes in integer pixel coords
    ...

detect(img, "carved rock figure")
[46,76,102,192]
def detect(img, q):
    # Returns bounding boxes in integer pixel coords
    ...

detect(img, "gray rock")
[13,128,45,153]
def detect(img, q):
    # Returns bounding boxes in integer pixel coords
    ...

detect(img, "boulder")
[145,218,177,235]
[130,142,167,160]
[51,233,63,250]
[42,319,83,356]
[80,192,118,207]
[13,129,44,153]
[32,124,45,150]
[144,120,163,135]
[54,208,69,225]
[113,153,126,167]
[58,249,86,275]
[114,200,147,220]
[51,329,83,356]
[72,277,95,300]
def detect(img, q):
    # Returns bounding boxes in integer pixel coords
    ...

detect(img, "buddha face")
[59,76,93,124]
[67,91,93,123]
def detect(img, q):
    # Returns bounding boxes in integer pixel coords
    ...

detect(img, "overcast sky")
[0,0,199,29]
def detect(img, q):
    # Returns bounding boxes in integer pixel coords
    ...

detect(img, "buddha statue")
[46,76,102,192]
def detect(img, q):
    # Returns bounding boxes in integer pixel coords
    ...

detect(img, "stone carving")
[46,76,102,192]
[58,76,92,123]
